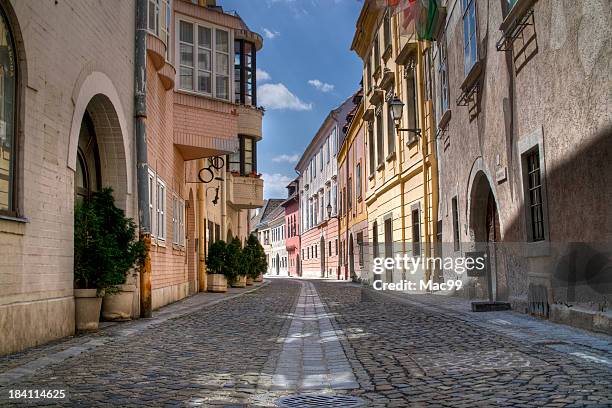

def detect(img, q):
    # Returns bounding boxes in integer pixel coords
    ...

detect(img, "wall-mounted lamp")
[389,96,422,137]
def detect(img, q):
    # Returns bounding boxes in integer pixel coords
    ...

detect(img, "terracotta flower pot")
[231,275,247,288]
[74,289,103,331]
[101,284,135,321]
[207,274,228,293]
[246,277,254,286]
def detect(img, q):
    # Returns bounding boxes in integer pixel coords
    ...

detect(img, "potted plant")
[228,237,246,287]
[74,188,145,330]
[207,240,228,293]
[244,234,263,284]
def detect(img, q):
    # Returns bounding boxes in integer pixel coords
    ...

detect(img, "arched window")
[0,5,17,214]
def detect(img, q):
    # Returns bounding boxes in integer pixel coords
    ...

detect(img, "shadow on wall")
[491,124,612,312]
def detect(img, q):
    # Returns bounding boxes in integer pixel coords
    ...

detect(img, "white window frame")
[156,177,167,243]
[172,194,185,246]
[176,16,232,101]
[148,169,156,238]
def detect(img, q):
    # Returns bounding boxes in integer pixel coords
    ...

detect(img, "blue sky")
[221,0,363,198]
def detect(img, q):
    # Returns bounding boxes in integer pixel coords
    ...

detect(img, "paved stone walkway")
[270,281,358,391]
[1,278,611,407]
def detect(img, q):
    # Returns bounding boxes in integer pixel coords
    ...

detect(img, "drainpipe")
[221,168,227,240]
[135,0,152,318]
[416,41,431,283]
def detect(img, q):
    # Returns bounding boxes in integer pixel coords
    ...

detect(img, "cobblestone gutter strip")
[0,281,270,388]
[267,281,359,392]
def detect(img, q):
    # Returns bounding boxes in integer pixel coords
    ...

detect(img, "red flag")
[390,0,418,35]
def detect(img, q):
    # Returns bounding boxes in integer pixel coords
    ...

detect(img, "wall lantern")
[389,96,422,137]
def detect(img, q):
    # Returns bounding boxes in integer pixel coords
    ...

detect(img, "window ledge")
[525,240,550,258]
[0,214,28,224]
[438,109,452,130]
[460,61,483,93]
[499,0,536,33]
[368,172,376,181]
[376,162,385,172]
[386,151,396,162]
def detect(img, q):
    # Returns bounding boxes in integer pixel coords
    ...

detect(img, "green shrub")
[74,188,145,295]
[206,240,228,275]
[226,237,244,284]
[207,238,243,285]
[244,233,266,279]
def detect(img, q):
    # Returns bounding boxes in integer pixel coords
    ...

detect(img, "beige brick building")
[0,0,137,355]
[143,0,264,310]
[0,0,264,356]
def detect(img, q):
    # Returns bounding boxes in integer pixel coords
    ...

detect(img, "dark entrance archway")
[296,254,301,277]
[275,253,280,275]
[469,171,507,301]
[320,236,326,278]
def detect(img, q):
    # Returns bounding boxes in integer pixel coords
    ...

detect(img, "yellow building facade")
[351,2,439,285]
[337,89,368,281]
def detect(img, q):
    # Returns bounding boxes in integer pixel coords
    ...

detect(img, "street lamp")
[326,203,333,220]
[389,96,421,137]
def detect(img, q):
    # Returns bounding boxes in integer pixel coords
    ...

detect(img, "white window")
[156,178,167,242]
[147,0,171,61]
[172,195,185,246]
[178,19,230,100]
[147,0,159,35]
[148,169,156,237]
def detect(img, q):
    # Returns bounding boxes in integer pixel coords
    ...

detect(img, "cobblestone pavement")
[313,281,612,407]
[1,279,611,407]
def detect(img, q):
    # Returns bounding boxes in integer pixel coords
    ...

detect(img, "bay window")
[234,40,256,106]
[229,135,257,176]
[179,19,230,100]
[147,0,171,60]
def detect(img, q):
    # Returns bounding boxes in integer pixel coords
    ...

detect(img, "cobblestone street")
[1,279,611,407]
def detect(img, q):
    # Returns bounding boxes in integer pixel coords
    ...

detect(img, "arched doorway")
[468,171,507,301]
[75,111,101,203]
[296,254,301,277]
[275,253,280,275]
[348,233,354,281]
[320,236,326,278]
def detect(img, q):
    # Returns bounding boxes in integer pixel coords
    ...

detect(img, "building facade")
[282,180,301,277]
[0,0,137,355]
[296,97,355,279]
[431,0,611,323]
[337,87,369,281]
[143,0,264,310]
[267,206,288,276]
[351,2,440,286]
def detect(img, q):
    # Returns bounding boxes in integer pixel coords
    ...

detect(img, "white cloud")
[308,79,335,93]
[262,173,293,199]
[272,154,300,164]
[258,83,313,111]
[256,68,271,82]
[262,28,280,39]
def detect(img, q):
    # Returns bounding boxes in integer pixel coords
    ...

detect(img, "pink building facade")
[282,180,301,277]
